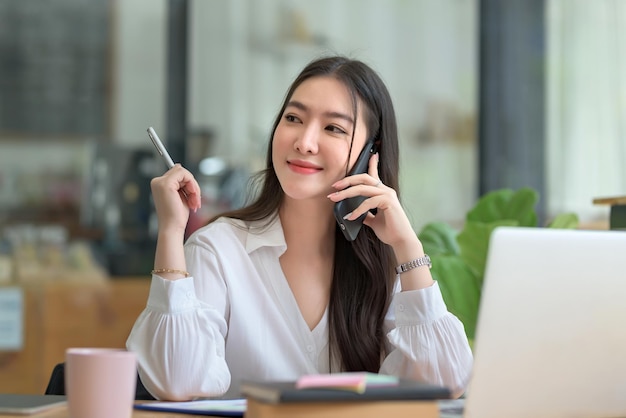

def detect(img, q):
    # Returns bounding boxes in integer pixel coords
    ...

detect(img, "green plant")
[417,187,579,343]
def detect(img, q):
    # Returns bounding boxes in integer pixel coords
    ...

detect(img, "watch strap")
[395,255,432,274]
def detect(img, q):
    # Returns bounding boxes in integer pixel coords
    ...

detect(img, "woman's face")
[272,76,369,202]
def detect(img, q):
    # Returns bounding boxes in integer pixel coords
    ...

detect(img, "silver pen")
[147,127,175,169]
[147,126,189,199]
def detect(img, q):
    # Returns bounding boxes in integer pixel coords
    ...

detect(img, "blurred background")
[0,0,625,394]
[0,0,625,277]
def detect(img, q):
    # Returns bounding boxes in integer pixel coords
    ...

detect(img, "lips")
[287,159,323,174]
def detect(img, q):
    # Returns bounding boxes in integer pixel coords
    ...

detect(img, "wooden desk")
[0,278,151,394]
[2,404,211,418]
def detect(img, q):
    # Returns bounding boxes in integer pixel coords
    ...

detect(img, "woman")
[127,56,473,400]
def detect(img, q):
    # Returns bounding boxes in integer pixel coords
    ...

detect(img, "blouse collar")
[241,213,286,255]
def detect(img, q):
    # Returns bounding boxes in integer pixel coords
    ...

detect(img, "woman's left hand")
[327,153,418,249]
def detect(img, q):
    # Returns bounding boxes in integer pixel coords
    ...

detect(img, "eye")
[325,125,347,135]
[284,114,301,123]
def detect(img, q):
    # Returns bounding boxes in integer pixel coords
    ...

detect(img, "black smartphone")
[333,138,378,241]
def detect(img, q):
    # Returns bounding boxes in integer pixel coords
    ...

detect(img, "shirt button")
[306,345,314,352]
[397,304,405,312]
[186,291,193,298]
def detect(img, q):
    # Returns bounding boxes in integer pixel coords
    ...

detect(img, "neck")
[279,197,336,258]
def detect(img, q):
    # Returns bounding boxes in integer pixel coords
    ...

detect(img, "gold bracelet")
[151,268,190,277]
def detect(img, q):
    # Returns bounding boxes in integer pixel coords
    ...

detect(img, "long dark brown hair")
[209,56,400,372]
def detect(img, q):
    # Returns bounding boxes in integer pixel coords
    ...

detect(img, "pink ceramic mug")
[65,348,137,418]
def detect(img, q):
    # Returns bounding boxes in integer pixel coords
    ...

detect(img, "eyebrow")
[286,100,355,125]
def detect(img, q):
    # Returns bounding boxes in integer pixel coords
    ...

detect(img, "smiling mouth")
[287,161,322,174]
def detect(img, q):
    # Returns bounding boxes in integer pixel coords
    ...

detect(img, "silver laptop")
[443,226,626,418]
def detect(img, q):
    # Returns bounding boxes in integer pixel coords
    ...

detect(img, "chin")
[281,185,325,202]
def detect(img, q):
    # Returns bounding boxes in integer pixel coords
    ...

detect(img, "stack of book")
[241,372,451,418]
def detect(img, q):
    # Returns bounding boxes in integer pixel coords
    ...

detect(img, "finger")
[331,172,381,191]
[165,165,202,210]
[327,182,384,202]
[181,179,202,210]
[341,195,384,221]
[368,152,380,180]
[362,211,377,227]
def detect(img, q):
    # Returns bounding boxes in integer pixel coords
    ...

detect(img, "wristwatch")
[395,254,432,274]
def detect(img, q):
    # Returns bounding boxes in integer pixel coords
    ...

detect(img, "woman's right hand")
[150,164,202,235]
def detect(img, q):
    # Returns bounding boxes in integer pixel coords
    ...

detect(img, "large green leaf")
[466,188,514,223]
[547,213,579,229]
[430,254,480,340]
[457,219,518,285]
[466,187,538,226]
[418,222,460,257]
[503,187,539,226]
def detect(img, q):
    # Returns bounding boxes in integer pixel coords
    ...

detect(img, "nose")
[294,125,319,154]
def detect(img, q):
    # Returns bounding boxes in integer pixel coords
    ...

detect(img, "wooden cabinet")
[0,278,150,394]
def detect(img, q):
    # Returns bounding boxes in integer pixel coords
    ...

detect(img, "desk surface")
[1,405,213,418]
[2,400,460,418]
[593,195,626,205]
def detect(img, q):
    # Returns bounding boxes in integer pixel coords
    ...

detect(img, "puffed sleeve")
[126,243,231,401]
[379,281,473,397]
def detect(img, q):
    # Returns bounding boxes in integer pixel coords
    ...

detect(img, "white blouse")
[126,216,473,400]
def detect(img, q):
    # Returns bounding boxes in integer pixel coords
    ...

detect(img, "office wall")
[546,0,626,221]
[112,0,167,145]
[188,0,478,229]
[0,1,168,211]
[0,0,478,232]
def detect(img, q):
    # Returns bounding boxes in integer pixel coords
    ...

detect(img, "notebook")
[240,373,450,404]
[0,394,66,415]
[134,398,246,417]
[444,226,626,418]
[241,373,449,418]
